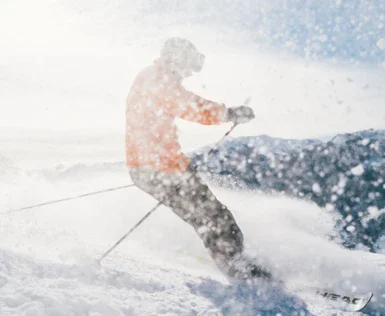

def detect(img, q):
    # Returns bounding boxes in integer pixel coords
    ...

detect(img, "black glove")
[225,106,255,124]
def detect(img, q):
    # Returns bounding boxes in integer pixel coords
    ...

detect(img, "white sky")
[1,0,384,152]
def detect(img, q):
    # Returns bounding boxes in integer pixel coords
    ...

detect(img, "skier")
[126,37,272,280]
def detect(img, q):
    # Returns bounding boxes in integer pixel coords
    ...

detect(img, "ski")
[300,287,373,312]
[187,254,373,312]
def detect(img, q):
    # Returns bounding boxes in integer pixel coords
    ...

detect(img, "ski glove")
[225,106,255,124]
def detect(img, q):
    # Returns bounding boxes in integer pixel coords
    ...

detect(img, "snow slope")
[0,248,309,316]
[1,155,385,315]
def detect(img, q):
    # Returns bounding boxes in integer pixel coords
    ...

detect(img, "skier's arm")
[162,83,226,125]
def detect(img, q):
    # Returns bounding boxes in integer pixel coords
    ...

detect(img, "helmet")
[160,37,205,75]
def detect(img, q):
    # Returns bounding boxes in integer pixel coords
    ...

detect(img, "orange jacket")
[126,60,226,173]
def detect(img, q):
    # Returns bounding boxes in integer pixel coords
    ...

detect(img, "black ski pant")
[129,167,272,280]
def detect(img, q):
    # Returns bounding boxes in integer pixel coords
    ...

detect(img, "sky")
[0,0,384,151]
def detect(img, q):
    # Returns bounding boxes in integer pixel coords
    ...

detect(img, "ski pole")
[3,184,136,215]
[97,123,238,263]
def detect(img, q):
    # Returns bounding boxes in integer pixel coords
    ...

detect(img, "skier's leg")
[170,171,272,280]
[129,168,272,280]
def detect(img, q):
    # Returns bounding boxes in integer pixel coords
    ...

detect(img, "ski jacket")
[126,60,226,173]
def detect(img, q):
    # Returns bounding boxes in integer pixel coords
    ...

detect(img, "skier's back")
[126,37,271,280]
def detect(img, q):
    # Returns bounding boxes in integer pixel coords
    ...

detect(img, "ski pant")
[129,167,272,280]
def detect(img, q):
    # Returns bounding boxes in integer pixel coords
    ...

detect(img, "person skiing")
[126,37,272,280]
